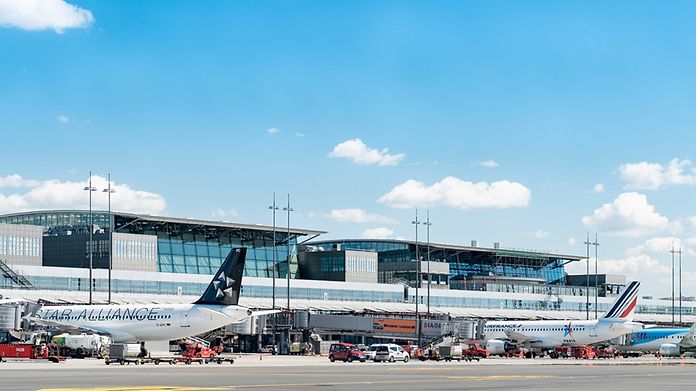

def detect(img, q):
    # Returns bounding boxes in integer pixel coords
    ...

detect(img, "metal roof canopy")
[309,238,585,262]
[0,209,325,237]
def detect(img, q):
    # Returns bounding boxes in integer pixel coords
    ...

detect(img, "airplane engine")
[485,340,516,356]
[659,343,683,357]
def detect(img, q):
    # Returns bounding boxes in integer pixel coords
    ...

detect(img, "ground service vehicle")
[290,342,310,355]
[439,345,462,362]
[259,345,276,354]
[0,343,64,362]
[463,343,489,359]
[328,343,366,363]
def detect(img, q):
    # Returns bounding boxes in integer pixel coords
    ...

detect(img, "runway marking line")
[37,387,225,391]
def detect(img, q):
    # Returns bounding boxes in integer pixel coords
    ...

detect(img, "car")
[328,343,366,363]
[374,344,409,362]
[259,345,276,354]
[365,344,385,361]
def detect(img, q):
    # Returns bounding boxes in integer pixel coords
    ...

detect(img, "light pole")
[411,210,421,346]
[424,210,432,318]
[592,233,599,319]
[269,193,279,350]
[670,244,676,326]
[102,174,116,304]
[283,194,293,312]
[583,232,590,320]
[679,245,683,324]
[83,172,97,305]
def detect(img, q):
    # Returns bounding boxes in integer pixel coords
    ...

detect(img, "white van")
[374,344,409,362]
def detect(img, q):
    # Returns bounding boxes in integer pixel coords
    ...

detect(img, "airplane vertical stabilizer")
[601,281,640,320]
[194,248,247,306]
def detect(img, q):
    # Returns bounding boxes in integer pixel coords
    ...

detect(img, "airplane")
[7,248,276,344]
[616,322,696,357]
[484,280,643,358]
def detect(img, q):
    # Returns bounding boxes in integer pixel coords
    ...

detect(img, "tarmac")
[1,355,695,391]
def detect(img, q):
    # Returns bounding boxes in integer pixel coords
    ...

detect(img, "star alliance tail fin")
[194,248,246,306]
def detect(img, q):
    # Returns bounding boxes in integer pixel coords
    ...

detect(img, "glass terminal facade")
[309,240,574,287]
[0,211,323,279]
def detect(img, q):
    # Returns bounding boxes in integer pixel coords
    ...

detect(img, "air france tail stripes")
[603,281,640,319]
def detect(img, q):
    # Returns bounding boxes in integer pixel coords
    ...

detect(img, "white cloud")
[581,192,669,237]
[211,208,238,219]
[619,159,696,190]
[626,236,695,257]
[592,183,605,193]
[57,114,69,123]
[329,139,405,167]
[566,254,670,277]
[361,227,394,239]
[294,132,305,138]
[529,230,550,239]
[0,174,166,215]
[0,0,94,33]
[0,174,40,188]
[266,127,279,135]
[564,253,696,296]
[328,208,395,224]
[688,215,696,227]
[479,160,499,168]
[568,237,577,246]
[378,177,531,209]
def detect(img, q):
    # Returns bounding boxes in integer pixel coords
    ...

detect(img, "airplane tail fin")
[601,281,640,320]
[194,248,246,306]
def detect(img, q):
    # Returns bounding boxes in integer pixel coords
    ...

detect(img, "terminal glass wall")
[154,234,293,278]
[311,240,569,285]
[0,211,300,279]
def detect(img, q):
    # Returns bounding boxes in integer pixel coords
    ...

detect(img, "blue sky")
[2,0,696,295]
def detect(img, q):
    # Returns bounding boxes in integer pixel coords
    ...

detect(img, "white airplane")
[617,322,696,357]
[12,248,276,343]
[484,281,643,358]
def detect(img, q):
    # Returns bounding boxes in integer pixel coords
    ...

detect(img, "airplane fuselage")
[617,328,691,353]
[483,319,638,349]
[35,304,251,343]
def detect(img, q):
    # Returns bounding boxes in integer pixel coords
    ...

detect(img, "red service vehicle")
[572,346,596,360]
[328,343,366,363]
[179,339,222,359]
[0,343,63,363]
[463,343,489,359]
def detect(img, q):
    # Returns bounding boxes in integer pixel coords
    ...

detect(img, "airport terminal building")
[1,210,693,338]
